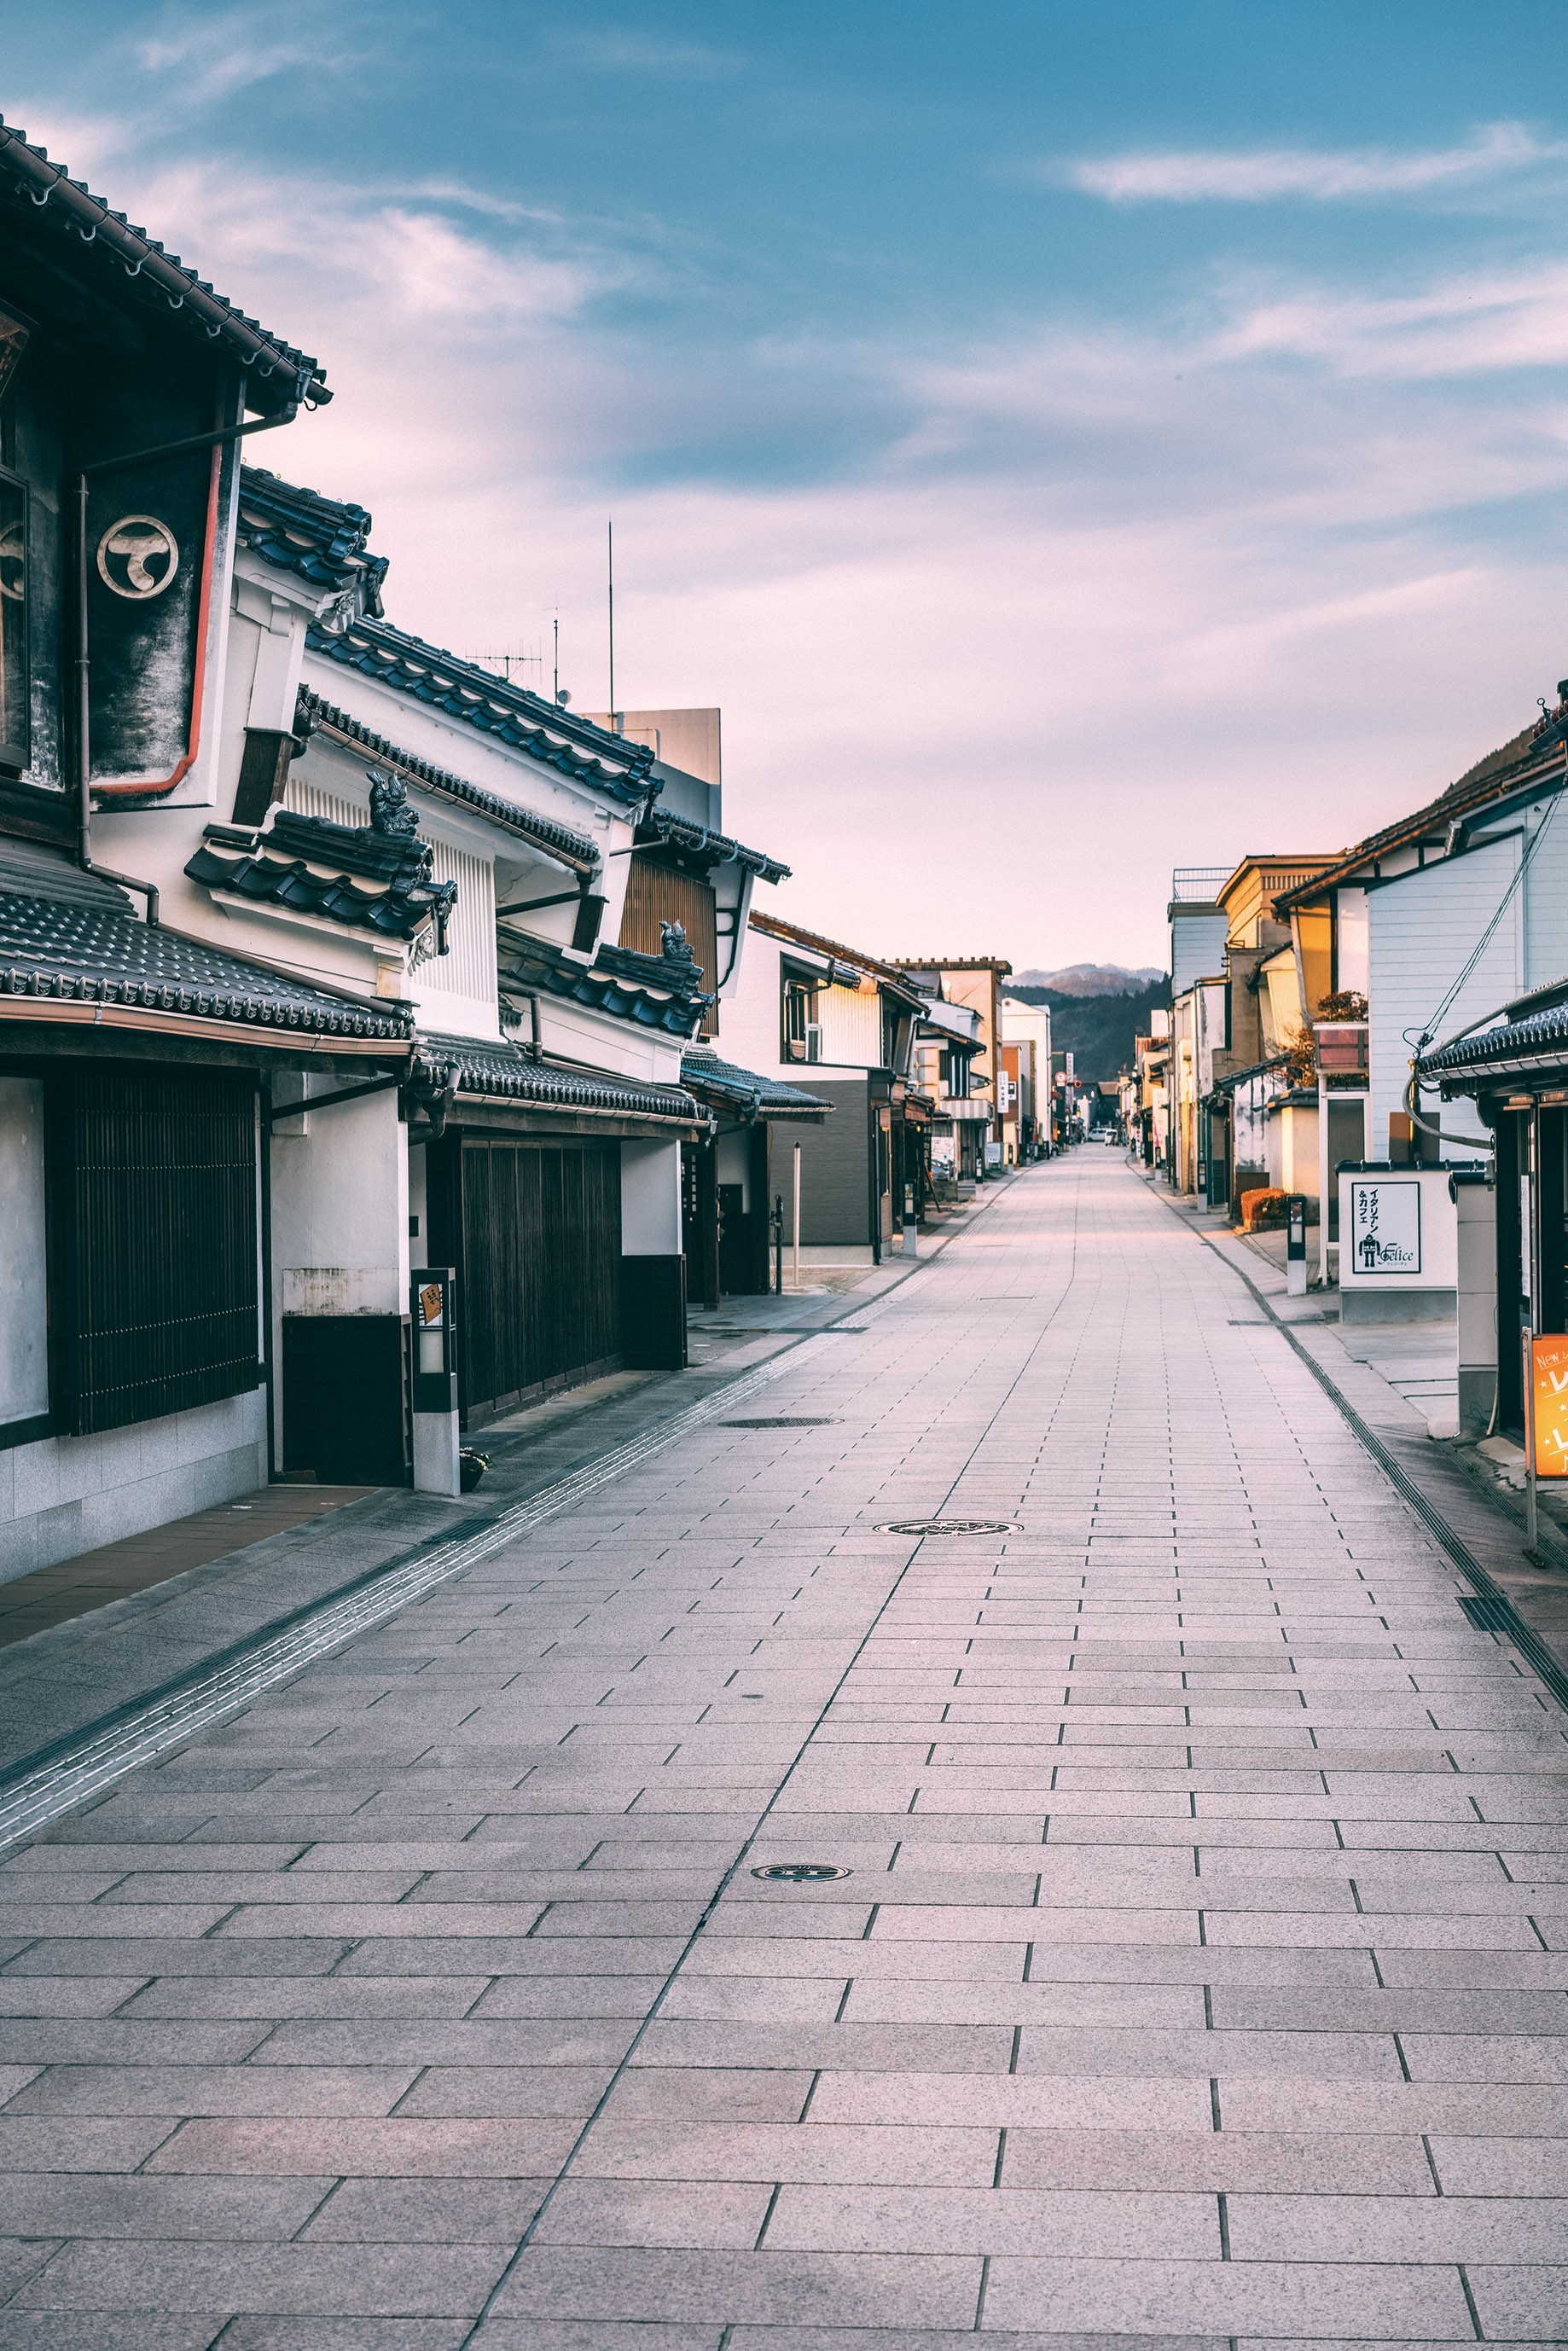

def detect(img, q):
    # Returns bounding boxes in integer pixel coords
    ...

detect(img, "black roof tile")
[305,618,656,807]
[0,119,326,409]
[418,1030,699,1123]
[295,688,601,872]
[0,887,412,1042]
[497,932,711,1041]
[185,810,456,948]
[681,1049,831,1119]
[237,469,387,613]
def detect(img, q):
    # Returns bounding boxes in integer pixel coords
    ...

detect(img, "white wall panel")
[1368,839,1519,1161]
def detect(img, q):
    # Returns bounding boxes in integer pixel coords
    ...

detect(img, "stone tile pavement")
[1,1155,1566,2346]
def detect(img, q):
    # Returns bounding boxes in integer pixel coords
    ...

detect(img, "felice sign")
[1530,1335,1568,1477]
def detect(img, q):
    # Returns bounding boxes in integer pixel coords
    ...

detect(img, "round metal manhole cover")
[874,1518,1021,1536]
[720,1417,839,1429]
[751,1862,853,1883]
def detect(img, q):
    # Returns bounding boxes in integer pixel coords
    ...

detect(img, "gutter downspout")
[75,400,311,923]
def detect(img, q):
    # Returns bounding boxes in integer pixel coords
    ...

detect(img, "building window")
[783,978,819,1062]
[0,466,27,772]
[62,1068,261,1435]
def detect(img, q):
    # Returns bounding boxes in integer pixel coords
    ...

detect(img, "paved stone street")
[3,1156,1567,2348]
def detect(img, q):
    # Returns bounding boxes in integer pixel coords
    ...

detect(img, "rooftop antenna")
[607,517,616,732]
[553,613,560,707]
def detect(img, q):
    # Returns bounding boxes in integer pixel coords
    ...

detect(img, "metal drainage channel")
[720,1416,839,1429]
[0,1332,846,1860]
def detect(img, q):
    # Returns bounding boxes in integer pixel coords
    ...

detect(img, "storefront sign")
[1531,1335,1568,1478]
[1348,1178,1420,1275]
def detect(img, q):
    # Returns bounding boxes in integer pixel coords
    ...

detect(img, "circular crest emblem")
[96,515,179,601]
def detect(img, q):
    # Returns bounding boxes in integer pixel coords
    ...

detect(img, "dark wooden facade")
[427,1132,624,1425]
[619,850,718,1036]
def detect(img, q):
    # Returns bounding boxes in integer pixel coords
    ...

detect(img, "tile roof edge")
[0,119,325,405]
[297,687,601,871]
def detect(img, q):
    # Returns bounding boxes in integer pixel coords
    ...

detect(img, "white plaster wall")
[271,1084,409,1315]
[0,1388,267,1588]
[715,1129,752,1204]
[0,1077,49,1425]
[621,1140,683,1254]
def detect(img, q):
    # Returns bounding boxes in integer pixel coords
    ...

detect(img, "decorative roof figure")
[369,768,420,840]
[661,919,701,981]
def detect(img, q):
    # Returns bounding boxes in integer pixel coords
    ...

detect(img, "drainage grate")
[874,1518,1021,1536]
[1458,1593,1515,1632]
[720,1416,839,1429]
[752,1862,853,1882]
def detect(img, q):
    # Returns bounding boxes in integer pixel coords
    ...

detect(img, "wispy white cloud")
[548,28,742,79]
[135,3,363,105]
[1215,262,1568,380]
[1062,120,1564,206]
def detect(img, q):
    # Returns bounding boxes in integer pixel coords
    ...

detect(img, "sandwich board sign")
[1531,1336,1568,1479]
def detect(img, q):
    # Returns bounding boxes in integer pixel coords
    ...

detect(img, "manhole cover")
[751,1862,853,1882]
[1458,1593,1513,1631]
[720,1417,839,1429]
[874,1518,1021,1536]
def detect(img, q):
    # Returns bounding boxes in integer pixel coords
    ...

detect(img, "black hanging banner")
[86,437,215,785]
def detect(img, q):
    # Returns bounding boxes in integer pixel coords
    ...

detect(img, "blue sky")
[11,2,1568,965]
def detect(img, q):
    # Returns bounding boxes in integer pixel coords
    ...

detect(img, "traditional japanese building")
[0,117,421,1571]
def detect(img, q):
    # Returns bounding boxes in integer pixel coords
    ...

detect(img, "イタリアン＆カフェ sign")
[1349,1179,1420,1276]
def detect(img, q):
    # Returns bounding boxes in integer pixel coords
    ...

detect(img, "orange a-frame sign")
[1530,1335,1568,1478]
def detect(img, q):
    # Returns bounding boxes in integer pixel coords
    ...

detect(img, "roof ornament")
[368,767,420,840]
[660,919,701,980]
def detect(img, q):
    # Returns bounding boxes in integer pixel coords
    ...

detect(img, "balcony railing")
[1170,868,1231,903]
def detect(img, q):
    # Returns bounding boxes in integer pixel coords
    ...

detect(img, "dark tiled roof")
[0,119,326,409]
[1419,1001,1568,1081]
[642,809,789,884]
[305,618,655,807]
[1276,702,1568,913]
[185,811,456,948]
[497,934,711,1040]
[749,913,931,1003]
[681,1050,831,1120]
[237,470,386,613]
[418,1030,699,1123]
[296,688,601,872]
[0,888,412,1041]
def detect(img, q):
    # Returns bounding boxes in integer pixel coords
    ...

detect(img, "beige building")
[890,957,1013,1177]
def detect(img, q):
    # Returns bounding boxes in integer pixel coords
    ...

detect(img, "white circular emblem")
[96,514,179,601]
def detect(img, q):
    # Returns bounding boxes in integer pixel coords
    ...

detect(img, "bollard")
[1286,1194,1308,1297]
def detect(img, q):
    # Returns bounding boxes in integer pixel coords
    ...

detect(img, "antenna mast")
[607,518,616,731]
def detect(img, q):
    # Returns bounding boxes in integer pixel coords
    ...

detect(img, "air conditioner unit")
[805,1025,823,1064]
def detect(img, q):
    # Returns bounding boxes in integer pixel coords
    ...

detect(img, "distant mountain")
[1011,962,1164,997]
[1008,978,1168,1085]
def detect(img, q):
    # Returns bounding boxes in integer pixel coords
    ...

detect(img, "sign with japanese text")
[1349,1179,1420,1276]
[1531,1336,1568,1479]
